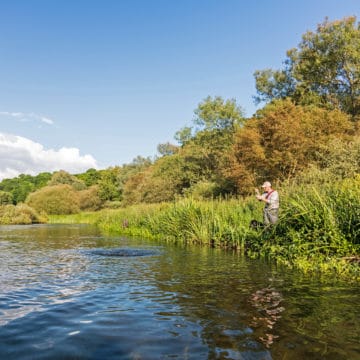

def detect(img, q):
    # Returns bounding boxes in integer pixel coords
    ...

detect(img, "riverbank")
[49,179,360,281]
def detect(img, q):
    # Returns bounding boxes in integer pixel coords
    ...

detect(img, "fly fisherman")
[255,181,279,225]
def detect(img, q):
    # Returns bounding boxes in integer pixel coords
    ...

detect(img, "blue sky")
[1,0,359,179]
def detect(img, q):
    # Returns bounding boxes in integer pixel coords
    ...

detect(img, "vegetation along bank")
[49,176,360,281]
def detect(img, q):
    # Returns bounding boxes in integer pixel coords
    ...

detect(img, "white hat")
[261,181,271,188]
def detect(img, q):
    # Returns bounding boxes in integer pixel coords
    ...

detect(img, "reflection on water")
[250,287,284,348]
[0,224,359,359]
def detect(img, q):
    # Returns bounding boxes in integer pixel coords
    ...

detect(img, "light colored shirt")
[263,190,279,210]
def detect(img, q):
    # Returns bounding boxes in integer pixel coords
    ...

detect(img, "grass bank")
[50,178,360,281]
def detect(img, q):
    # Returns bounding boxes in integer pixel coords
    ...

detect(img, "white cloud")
[0,133,98,181]
[40,116,54,125]
[0,111,55,125]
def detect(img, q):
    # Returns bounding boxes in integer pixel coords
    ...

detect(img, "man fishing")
[255,181,279,225]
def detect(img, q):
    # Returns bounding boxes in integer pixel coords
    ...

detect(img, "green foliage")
[97,167,123,201]
[75,168,101,186]
[0,203,47,224]
[253,68,295,104]
[49,170,87,190]
[183,181,220,200]
[78,185,103,211]
[194,95,245,131]
[26,184,80,215]
[122,154,187,205]
[174,126,192,146]
[122,96,247,204]
[287,135,360,187]
[0,172,52,204]
[0,191,13,205]
[316,136,360,178]
[157,142,178,156]
[255,16,360,117]
[175,96,245,146]
[96,159,152,203]
[331,176,360,244]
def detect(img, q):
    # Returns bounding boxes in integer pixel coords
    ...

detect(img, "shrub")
[78,185,103,211]
[0,204,47,224]
[26,184,80,215]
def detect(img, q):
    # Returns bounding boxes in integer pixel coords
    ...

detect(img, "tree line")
[1,16,359,217]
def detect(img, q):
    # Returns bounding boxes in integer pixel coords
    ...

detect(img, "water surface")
[0,224,359,359]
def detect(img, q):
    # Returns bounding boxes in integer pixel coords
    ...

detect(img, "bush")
[0,204,47,224]
[78,185,103,211]
[26,184,80,215]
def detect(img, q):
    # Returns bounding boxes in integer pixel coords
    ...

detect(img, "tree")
[225,100,353,194]
[0,172,51,204]
[172,96,247,196]
[122,154,188,204]
[97,167,123,202]
[48,170,86,190]
[315,135,360,179]
[194,96,245,131]
[11,180,35,204]
[157,142,178,157]
[175,96,245,145]
[174,126,192,146]
[76,168,101,186]
[254,17,360,118]
[96,158,152,205]
[222,121,264,194]
[0,191,13,205]
[32,172,52,188]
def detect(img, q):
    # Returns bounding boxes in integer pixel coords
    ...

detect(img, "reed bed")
[259,177,360,279]
[51,198,260,249]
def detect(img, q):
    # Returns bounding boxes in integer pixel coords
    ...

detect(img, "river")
[0,224,359,359]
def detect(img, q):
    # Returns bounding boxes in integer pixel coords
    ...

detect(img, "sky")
[1,0,359,180]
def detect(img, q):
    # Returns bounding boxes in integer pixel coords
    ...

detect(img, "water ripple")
[0,224,359,360]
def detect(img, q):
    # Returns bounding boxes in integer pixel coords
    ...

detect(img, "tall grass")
[50,197,260,249]
[260,177,360,279]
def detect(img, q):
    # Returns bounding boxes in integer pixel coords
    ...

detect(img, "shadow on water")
[88,248,160,257]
